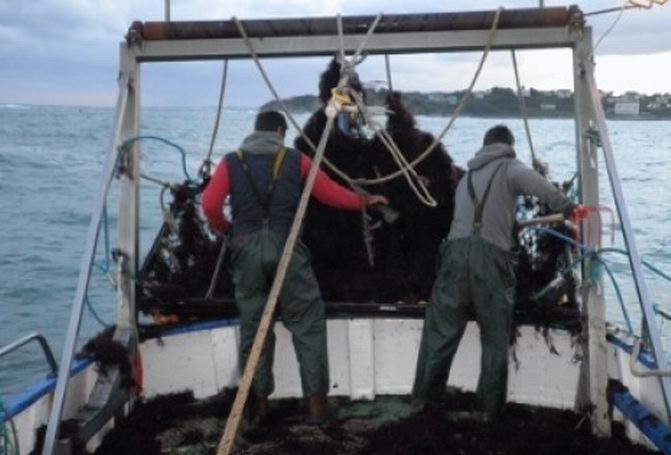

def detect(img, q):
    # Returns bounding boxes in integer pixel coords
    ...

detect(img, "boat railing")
[40,75,132,455]
[0,332,58,377]
[586,66,671,416]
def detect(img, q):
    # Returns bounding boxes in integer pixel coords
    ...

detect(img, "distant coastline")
[261,87,671,121]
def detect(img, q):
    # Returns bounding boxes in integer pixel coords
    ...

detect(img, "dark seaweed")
[97,390,655,455]
[76,326,133,388]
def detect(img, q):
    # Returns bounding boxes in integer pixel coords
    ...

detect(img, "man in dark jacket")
[412,124,578,420]
[202,111,388,423]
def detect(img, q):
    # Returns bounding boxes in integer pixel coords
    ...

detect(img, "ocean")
[1,104,670,395]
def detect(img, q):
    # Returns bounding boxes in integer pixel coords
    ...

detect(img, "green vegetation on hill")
[260,87,671,120]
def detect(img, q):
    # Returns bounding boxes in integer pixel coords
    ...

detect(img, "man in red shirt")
[202,111,388,423]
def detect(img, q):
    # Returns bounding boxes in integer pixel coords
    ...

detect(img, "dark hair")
[483,124,514,146]
[255,111,288,133]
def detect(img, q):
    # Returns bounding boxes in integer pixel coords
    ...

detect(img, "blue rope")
[85,295,111,328]
[529,227,633,332]
[119,135,193,182]
[0,396,17,455]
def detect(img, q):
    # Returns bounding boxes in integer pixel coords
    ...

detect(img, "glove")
[569,204,590,222]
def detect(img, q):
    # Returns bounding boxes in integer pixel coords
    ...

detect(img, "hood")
[239,131,284,154]
[467,143,516,170]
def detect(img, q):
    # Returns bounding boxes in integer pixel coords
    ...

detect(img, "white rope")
[232,16,355,185]
[351,90,437,206]
[510,49,548,176]
[233,9,501,193]
[358,7,503,186]
[201,59,229,176]
[592,0,628,57]
[384,54,393,92]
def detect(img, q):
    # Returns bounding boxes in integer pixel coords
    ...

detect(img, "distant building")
[555,89,572,99]
[614,98,640,115]
[540,103,557,111]
[473,91,486,99]
[446,95,458,105]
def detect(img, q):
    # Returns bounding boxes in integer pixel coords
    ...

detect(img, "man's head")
[483,124,514,147]
[255,110,288,138]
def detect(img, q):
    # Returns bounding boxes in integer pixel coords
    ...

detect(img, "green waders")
[230,228,329,399]
[413,161,517,418]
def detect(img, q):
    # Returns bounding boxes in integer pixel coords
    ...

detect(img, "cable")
[120,135,193,182]
[0,396,18,455]
[201,59,229,177]
[510,49,547,176]
[528,227,633,332]
[359,7,503,186]
[85,295,112,328]
[592,0,628,54]
[384,54,393,92]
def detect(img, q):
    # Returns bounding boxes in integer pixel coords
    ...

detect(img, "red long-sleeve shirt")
[202,154,366,233]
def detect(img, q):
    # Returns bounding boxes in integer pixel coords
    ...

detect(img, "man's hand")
[365,195,389,207]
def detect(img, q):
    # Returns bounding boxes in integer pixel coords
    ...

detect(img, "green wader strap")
[235,147,288,222]
[466,161,506,233]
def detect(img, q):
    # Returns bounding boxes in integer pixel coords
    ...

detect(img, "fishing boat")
[2,4,671,455]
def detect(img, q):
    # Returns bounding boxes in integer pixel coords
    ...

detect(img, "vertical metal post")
[572,27,611,437]
[164,0,171,22]
[585,62,671,422]
[116,45,141,333]
[41,50,132,455]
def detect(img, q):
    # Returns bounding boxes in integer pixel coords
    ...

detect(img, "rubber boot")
[255,396,270,421]
[307,394,329,424]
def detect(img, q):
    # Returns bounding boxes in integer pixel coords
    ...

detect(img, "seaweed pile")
[137,58,580,332]
[295,59,461,303]
[91,389,655,455]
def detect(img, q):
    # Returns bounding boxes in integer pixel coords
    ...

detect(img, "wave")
[0,103,31,110]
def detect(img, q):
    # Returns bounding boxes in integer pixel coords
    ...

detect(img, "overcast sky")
[0,0,669,107]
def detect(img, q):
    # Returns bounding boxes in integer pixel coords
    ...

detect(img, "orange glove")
[570,204,590,223]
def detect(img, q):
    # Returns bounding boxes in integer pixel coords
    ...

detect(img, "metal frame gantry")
[41,7,670,454]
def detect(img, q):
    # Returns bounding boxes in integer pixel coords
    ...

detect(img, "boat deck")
[92,389,656,455]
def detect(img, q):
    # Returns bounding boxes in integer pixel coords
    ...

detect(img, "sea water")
[1,104,670,395]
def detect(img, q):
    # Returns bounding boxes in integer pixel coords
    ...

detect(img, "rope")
[85,295,112,328]
[358,7,503,186]
[0,397,18,455]
[384,54,393,91]
[232,16,355,186]
[234,10,500,191]
[201,59,229,177]
[528,226,671,334]
[592,0,628,55]
[120,135,193,182]
[510,49,547,176]
[351,90,437,206]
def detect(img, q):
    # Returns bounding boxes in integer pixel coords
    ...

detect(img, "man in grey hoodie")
[412,124,577,420]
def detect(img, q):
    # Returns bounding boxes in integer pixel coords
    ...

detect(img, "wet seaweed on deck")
[95,390,656,455]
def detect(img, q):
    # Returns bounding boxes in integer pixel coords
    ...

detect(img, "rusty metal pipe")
[129,6,579,42]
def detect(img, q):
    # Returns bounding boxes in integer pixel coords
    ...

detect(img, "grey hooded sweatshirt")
[448,143,574,251]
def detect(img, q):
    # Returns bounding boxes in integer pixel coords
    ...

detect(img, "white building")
[614,100,640,115]
[540,103,556,111]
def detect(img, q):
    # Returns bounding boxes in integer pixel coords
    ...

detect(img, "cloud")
[0,0,668,106]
